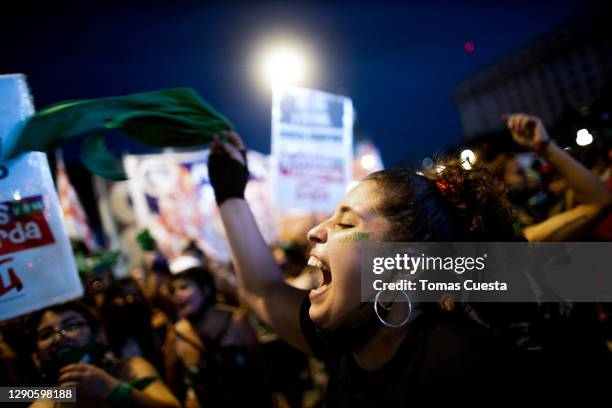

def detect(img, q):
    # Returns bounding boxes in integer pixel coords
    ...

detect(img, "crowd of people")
[1,113,611,406]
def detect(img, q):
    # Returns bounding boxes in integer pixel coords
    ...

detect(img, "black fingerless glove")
[208,149,249,205]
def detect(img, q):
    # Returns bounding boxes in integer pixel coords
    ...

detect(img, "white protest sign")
[124,149,276,263]
[271,85,353,212]
[0,153,84,321]
[0,75,83,320]
[0,74,32,161]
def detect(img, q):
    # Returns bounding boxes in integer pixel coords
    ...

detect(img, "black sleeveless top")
[176,311,272,407]
[299,296,539,406]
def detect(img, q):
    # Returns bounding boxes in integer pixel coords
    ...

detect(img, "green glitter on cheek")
[338,232,370,243]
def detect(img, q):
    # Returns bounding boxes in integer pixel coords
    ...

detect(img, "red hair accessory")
[435,180,458,198]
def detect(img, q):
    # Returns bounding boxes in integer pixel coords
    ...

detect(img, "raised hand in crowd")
[504,113,612,241]
[208,131,311,354]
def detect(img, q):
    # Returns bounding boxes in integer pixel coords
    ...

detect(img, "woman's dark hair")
[25,301,101,352]
[365,159,518,242]
[101,279,164,375]
[366,160,534,330]
[102,278,149,310]
[171,266,217,309]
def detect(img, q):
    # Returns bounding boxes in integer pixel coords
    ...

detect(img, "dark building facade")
[455,10,612,140]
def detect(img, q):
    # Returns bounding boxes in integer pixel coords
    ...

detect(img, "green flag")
[8,88,233,180]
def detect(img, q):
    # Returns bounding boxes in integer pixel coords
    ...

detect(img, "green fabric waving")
[8,88,233,180]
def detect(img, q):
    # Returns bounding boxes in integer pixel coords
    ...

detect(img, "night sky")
[1,0,594,167]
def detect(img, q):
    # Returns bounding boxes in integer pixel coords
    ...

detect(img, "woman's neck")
[189,306,230,343]
[352,325,410,371]
[188,304,209,326]
[352,303,419,371]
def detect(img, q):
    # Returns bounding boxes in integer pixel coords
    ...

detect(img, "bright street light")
[576,128,593,146]
[261,45,309,87]
[460,149,476,170]
[360,154,376,170]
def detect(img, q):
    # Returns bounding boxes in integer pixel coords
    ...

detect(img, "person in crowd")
[206,130,608,404]
[129,261,180,393]
[179,240,241,306]
[131,258,177,347]
[27,301,180,408]
[141,255,177,323]
[502,113,612,241]
[80,268,113,309]
[168,255,272,407]
[489,152,557,227]
[256,242,315,407]
[130,264,148,292]
[1,318,38,387]
[101,279,171,385]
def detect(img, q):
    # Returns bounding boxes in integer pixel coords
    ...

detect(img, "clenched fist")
[504,113,550,153]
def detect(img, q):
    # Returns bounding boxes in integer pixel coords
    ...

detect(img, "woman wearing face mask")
[27,301,180,408]
[207,130,610,404]
[168,258,272,407]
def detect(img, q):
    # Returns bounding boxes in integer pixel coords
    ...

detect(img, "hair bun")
[430,159,515,240]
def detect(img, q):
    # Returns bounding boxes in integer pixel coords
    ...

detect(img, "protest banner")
[0,154,84,319]
[0,75,83,320]
[271,85,353,212]
[56,151,99,252]
[124,149,276,262]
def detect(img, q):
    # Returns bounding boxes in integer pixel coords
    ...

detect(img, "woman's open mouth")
[307,256,332,302]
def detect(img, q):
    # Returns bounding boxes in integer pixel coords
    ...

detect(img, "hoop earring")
[374,289,412,328]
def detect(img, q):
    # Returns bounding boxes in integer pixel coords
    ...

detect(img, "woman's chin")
[308,303,330,328]
[309,298,341,329]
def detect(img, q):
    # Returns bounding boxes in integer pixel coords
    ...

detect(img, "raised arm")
[208,132,311,353]
[505,114,612,241]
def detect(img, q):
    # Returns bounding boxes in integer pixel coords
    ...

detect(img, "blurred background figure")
[168,256,272,407]
[101,279,176,389]
[0,318,39,387]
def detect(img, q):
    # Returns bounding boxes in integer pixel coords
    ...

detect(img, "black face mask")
[39,340,96,385]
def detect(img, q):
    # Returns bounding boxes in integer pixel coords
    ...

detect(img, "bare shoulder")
[174,317,191,334]
[174,318,200,342]
[124,356,159,379]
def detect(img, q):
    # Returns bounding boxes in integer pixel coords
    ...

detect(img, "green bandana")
[75,250,120,275]
[8,88,233,180]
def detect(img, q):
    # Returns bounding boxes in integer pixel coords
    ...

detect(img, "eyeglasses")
[37,321,89,343]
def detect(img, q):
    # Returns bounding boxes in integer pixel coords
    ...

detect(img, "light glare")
[263,47,307,86]
[360,154,376,170]
[576,129,593,146]
[460,149,476,170]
